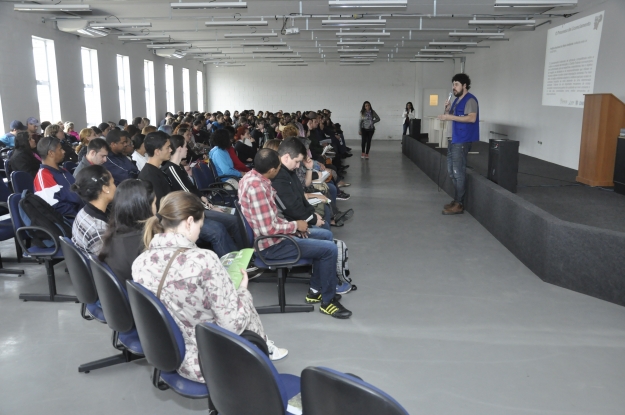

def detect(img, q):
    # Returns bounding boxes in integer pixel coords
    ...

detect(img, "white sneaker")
[266,339,288,361]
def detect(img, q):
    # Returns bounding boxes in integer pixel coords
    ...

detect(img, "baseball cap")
[26,117,40,126]
[10,120,26,131]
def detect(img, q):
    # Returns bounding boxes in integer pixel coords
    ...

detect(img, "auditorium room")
[1,0,624,414]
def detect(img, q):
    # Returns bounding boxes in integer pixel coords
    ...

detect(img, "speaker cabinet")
[488,139,519,193]
[614,137,625,195]
[409,119,421,139]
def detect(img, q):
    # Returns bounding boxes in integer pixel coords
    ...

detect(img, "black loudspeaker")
[409,119,421,139]
[487,139,519,193]
[614,137,625,195]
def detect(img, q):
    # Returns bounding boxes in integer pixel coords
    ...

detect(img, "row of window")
[30,36,204,127]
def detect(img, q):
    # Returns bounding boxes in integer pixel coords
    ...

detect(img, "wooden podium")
[577,93,625,187]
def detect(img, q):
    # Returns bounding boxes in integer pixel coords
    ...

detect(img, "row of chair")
[60,236,408,414]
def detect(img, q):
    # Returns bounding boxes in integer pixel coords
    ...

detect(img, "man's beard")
[453,89,463,97]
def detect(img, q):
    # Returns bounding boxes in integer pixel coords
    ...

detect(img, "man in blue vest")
[438,73,479,215]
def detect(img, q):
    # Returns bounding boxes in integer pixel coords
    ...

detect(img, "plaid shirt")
[71,203,108,255]
[238,169,298,251]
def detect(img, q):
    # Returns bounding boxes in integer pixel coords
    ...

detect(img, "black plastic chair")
[11,170,34,194]
[126,280,209,399]
[301,366,410,415]
[85,254,144,373]
[7,192,74,302]
[0,178,24,276]
[234,202,313,314]
[58,237,104,322]
[62,161,78,174]
[195,322,300,415]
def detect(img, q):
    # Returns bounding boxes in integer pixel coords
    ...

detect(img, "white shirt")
[132,151,148,171]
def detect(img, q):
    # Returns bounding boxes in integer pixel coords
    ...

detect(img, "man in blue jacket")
[438,73,479,215]
[103,129,139,185]
[0,120,26,148]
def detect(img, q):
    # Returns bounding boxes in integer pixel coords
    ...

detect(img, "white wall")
[0,2,204,131]
[466,0,625,169]
[206,61,456,141]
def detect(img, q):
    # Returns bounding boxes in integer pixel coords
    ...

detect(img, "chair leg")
[19,259,78,302]
[0,251,24,276]
[255,268,314,315]
[78,347,143,373]
[14,238,22,264]
[152,368,170,391]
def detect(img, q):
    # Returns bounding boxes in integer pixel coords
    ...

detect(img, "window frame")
[80,47,103,126]
[32,36,62,122]
[197,71,204,112]
[116,54,132,121]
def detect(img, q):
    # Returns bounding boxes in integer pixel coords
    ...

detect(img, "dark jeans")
[199,216,239,258]
[361,129,374,154]
[447,142,472,204]
[402,122,410,136]
[204,209,245,249]
[260,227,337,304]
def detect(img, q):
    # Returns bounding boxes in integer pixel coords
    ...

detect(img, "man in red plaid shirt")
[238,148,352,319]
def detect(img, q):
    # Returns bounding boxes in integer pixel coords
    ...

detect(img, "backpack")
[18,190,73,248]
[334,239,356,290]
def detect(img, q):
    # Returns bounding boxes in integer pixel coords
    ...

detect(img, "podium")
[577,93,625,187]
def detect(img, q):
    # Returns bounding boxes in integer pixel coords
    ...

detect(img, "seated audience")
[132,191,287,383]
[64,122,80,142]
[233,126,257,165]
[98,179,156,282]
[34,136,83,217]
[76,128,97,161]
[209,130,244,188]
[44,124,78,163]
[238,149,352,319]
[1,120,26,147]
[73,138,109,177]
[98,122,111,138]
[131,133,148,170]
[9,132,41,177]
[103,129,139,185]
[71,165,115,254]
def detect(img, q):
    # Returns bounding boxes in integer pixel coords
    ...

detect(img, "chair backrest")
[195,323,289,415]
[301,367,410,415]
[4,158,13,183]
[126,281,185,373]
[63,161,77,173]
[192,163,210,189]
[199,161,218,184]
[58,237,98,305]
[0,177,11,204]
[88,254,135,333]
[234,201,255,249]
[7,192,25,234]
[11,171,34,194]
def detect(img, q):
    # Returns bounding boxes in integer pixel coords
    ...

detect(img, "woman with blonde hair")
[141,125,157,135]
[64,122,80,141]
[132,191,287,383]
[76,128,97,161]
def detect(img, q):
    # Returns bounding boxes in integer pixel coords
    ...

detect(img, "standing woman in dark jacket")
[9,132,41,177]
[358,101,380,160]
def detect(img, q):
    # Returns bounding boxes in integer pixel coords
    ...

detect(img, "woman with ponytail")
[132,191,288,384]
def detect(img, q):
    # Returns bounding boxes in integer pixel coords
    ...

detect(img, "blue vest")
[451,92,479,144]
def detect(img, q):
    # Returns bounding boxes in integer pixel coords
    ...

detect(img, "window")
[116,54,132,120]
[197,71,204,112]
[81,47,102,126]
[32,36,61,122]
[144,60,156,124]
[165,64,175,113]
[0,94,5,132]
[182,68,190,113]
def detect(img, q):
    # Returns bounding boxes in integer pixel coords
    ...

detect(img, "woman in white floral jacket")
[132,191,287,383]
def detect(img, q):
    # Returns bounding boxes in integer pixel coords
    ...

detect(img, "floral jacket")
[132,232,257,383]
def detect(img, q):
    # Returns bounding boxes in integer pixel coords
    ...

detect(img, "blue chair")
[301,367,410,415]
[63,161,78,174]
[126,281,209,399]
[192,163,237,207]
[11,170,34,194]
[234,202,313,314]
[195,322,300,415]
[58,237,104,322]
[0,178,24,275]
[85,254,144,373]
[7,192,75,302]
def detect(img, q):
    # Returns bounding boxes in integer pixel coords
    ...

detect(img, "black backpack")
[18,190,72,248]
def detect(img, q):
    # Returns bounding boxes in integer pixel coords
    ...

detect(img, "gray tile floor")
[2,140,625,414]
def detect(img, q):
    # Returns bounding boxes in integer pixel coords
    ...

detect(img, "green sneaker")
[319,299,352,319]
[305,289,341,304]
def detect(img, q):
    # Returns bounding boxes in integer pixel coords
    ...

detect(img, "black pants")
[361,129,375,154]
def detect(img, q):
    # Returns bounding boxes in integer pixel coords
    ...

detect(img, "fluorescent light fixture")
[171,2,247,9]
[329,0,406,8]
[340,54,377,57]
[340,59,375,62]
[410,59,444,62]
[185,48,221,53]
[421,49,465,53]
[278,63,309,66]
[337,41,384,45]
[241,42,287,46]
[468,19,535,25]
[147,43,191,49]
[15,4,91,11]
[338,48,379,52]
[224,33,278,38]
[414,54,454,58]
[90,22,151,28]
[449,32,505,37]
[340,62,370,65]
[171,53,185,59]
[494,0,576,7]
[214,63,246,66]
[322,19,386,26]
[255,54,299,58]
[205,20,267,26]
[192,54,223,59]
[335,32,390,36]
[77,28,108,37]
[429,42,477,46]
[119,34,171,40]
[252,50,294,53]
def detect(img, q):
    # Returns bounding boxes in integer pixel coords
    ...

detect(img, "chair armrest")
[254,234,302,267]
[15,226,61,256]
[0,201,8,209]
[203,181,238,193]
[216,174,241,182]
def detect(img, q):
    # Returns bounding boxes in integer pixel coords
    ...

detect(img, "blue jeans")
[326,182,338,212]
[261,227,337,304]
[321,204,332,231]
[447,142,472,204]
[402,122,410,136]
[204,209,245,249]
[199,218,238,257]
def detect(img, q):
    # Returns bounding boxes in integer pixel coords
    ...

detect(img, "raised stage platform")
[403,135,625,307]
